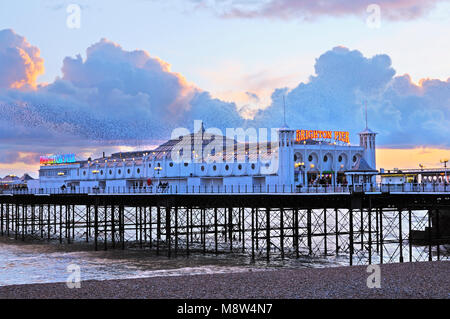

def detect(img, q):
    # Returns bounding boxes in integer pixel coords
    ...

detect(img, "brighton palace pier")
[36,122,378,193]
[3,122,450,264]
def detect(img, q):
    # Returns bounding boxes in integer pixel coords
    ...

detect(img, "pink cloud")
[0,29,44,89]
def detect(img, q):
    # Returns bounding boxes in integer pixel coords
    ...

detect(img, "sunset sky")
[0,0,449,177]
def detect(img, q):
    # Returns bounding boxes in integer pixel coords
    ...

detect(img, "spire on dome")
[280,94,289,129]
[359,101,377,135]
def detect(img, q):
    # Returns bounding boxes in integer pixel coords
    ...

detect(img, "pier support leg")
[399,210,403,263]
[349,208,354,266]
[280,208,284,259]
[294,208,299,258]
[266,207,270,262]
[166,207,172,258]
[94,205,98,251]
[104,205,108,251]
[307,209,312,255]
[251,207,255,260]
[157,206,161,255]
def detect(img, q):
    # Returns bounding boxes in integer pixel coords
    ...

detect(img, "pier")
[1,187,449,265]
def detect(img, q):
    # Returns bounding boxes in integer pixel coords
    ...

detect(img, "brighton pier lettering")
[40,154,76,165]
[296,130,349,144]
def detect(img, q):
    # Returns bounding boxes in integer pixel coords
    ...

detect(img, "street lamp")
[154,166,163,191]
[295,161,305,185]
[441,159,448,183]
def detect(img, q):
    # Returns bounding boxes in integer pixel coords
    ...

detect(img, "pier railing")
[2,182,450,195]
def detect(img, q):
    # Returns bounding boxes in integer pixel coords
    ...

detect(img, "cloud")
[192,0,448,21]
[0,35,244,145]
[253,46,450,148]
[0,29,44,89]
[0,29,449,174]
[0,150,39,165]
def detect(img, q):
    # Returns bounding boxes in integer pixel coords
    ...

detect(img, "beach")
[0,261,448,299]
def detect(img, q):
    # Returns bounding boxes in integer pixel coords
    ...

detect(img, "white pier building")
[36,123,377,192]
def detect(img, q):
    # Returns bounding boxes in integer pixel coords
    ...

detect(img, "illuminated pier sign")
[40,154,76,165]
[296,130,350,144]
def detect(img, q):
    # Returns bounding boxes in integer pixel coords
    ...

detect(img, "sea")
[0,236,348,287]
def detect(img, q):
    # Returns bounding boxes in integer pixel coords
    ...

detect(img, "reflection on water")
[0,236,347,287]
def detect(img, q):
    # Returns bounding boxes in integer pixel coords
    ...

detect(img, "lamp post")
[441,159,448,183]
[154,166,162,192]
[294,162,305,187]
[294,162,304,178]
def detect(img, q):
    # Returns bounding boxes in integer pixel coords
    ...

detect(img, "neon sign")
[296,130,350,144]
[40,154,76,165]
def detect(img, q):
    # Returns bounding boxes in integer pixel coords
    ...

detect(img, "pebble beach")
[0,261,448,299]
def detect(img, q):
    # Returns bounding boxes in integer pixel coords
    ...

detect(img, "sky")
[0,0,449,177]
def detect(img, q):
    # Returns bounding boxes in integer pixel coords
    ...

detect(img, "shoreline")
[0,261,448,299]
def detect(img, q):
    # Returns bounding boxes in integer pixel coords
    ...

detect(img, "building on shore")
[380,168,449,185]
[34,121,378,192]
[0,174,36,191]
